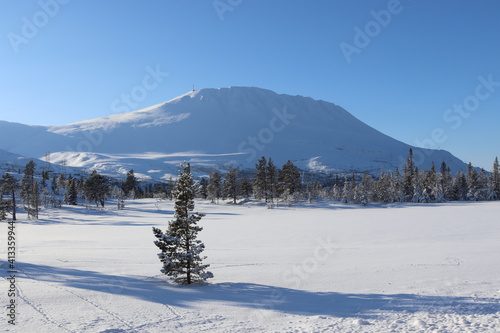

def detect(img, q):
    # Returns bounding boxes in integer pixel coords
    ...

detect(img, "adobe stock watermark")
[282,235,336,289]
[6,220,18,326]
[7,0,71,54]
[110,65,169,114]
[213,0,243,21]
[63,64,168,154]
[248,235,336,324]
[400,74,499,168]
[340,0,404,64]
[237,106,296,163]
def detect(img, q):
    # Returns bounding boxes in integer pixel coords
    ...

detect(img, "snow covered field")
[1,199,499,332]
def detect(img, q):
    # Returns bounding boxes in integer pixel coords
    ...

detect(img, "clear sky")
[1,0,499,170]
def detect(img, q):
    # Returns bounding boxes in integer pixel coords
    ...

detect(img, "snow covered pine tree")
[153,163,213,284]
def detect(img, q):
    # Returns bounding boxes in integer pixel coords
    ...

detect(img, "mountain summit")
[0,87,466,180]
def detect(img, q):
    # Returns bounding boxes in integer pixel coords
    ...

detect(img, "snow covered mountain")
[0,147,82,177]
[0,148,35,172]
[0,87,468,180]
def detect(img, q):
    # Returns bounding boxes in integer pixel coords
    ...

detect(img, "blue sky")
[1,0,499,170]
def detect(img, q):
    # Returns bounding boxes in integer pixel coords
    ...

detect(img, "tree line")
[1,150,499,220]
[0,162,150,220]
[201,150,500,206]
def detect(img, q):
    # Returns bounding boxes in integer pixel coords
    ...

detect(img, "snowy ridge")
[0,148,34,170]
[0,87,469,179]
[0,148,69,174]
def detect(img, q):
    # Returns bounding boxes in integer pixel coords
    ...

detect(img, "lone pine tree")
[153,163,213,284]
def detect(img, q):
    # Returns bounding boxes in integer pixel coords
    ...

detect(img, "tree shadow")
[8,261,499,320]
[277,200,476,211]
[22,204,238,226]
[21,205,174,226]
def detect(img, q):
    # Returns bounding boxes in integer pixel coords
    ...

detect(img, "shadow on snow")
[7,261,499,320]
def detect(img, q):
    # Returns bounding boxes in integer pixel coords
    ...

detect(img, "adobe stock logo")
[213,0,243,21]
[7,0,71,54]
[398,74,499,169]
[237,107,296,162]
[64,64,168,154]
[247,235,337,325]
[340,0,404,64]
[110,65,168,114]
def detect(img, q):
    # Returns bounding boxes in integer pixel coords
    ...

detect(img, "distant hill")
[0,87,468,180]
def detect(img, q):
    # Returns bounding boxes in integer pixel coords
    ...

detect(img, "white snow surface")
[0,87,468,179]
[1,200,499,332]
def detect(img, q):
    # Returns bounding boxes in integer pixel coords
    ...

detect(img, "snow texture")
[1,200,499,332]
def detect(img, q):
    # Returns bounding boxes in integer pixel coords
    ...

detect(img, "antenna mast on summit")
[192,84,195,92]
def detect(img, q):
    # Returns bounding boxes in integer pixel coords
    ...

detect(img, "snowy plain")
[1,199,499,332]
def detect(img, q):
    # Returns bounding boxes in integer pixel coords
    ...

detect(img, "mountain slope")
[0,148,77,176]
[1,87,467,179]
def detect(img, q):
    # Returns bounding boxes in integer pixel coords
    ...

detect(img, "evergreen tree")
[353,176,369,206]
[64,175,73,204]
[223,168,239,204]
[266,158,277,204]
[197,177,208,199]
[112,186,126,209]
[20,160,39,219]
[83,170,110,207]
[403,149,415,201]
[487,170,497,201]
[207,170,222,204]
[353,185,368,206]
[466,163,480,201]
[0,175,11,220]
[51,175,59,196]
[375,169,392,203]
[77,175,85,194]
[253,156,268,202]
[412,167,423,203]
[492,157,500,199]
[278,160,301,197]
[306,182,323,203]
[440,161,453,201]
[331,183,342,201]
[167,177,176,200]
[153,183,167,199]
[239,178,252,199]
[0,194,8,220]
[392,168,404,202]
[341,175,350,204]
[421,163,437,202]
[1,173,18,220]
[152,163,213,284]
[122,170,138,198]
[476,169,489,201]
[58,173,67,190]
[42,170,50,188]
[452,171,468,201]
[67,177,78,205]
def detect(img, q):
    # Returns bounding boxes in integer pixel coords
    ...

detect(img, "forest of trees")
[1,150,499,220]
[199,151,500,207]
